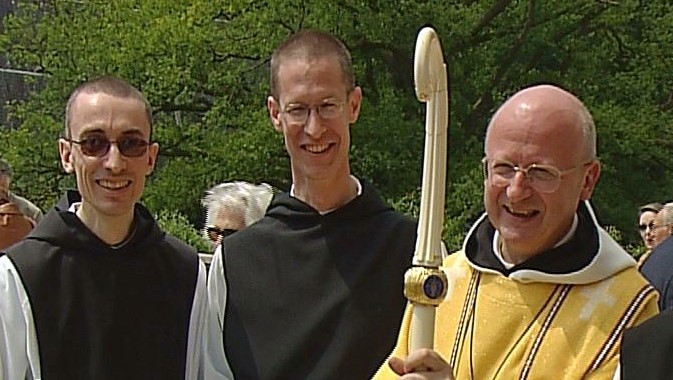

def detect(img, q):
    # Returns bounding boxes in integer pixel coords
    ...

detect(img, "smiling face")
[59,92,158,225]
[267,55,361,188]
[483,85,601,262]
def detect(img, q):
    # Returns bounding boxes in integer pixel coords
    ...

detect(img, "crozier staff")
[402,26,450,353]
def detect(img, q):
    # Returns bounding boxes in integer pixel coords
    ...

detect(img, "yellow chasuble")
[374,204,658,380]
[375,253,657,380]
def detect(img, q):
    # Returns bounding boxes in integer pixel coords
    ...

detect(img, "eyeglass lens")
[282,100,344,124]
[72,134,149,158]
[639,223,653,232]
[206,226,239,242]
[482,160,561,193]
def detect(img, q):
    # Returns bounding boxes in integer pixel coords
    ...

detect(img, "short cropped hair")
[201,181,274,237]
[64,75,152,138]
[269,29,355,99]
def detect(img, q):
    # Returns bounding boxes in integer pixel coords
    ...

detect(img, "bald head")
[486,85,596,161]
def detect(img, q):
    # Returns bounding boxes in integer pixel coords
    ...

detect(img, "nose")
[103,142,126,173]
[304,108,326,139]
[505,171,532,201]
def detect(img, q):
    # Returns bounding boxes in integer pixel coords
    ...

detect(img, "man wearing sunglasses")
[375,85,658,380]
[0,75,211,379]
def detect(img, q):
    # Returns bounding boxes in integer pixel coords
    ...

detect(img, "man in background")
[640,202,673,310]
[0,158,43,224]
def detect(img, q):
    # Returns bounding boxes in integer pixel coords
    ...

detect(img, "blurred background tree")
[1,0,671,252]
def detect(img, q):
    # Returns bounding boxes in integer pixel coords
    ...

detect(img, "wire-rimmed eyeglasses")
[482,157,593,193]
[280,99,346,125]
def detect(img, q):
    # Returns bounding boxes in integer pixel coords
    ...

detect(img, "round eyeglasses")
[482,157,593,193]
[67,133,150,158]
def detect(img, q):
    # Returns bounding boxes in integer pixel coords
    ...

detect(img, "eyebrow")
[285,97,341,106]
[77,128,146,137]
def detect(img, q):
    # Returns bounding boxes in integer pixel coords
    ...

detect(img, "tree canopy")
[2,0,672,251]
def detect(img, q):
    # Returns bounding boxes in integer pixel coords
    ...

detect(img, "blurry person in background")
[201,181,274,249]
[0,158,43,224]
[637,202,663,266]
[640,202,673,310]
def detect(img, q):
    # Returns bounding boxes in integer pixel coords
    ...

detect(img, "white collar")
[290,175,362,214]
[493,214,579,268]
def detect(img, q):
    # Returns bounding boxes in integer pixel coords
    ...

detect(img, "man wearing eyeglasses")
[621,202,673,379]
[375,84,658,380]
[204,29,417,379]
[640,202,673,310]
[0,75,211,379]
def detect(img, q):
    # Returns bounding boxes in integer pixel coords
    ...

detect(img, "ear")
[58,138,75,174]
[267,96,283,133]
[347,86,363,125]
[145,142,159,176]
[579,160,601,200]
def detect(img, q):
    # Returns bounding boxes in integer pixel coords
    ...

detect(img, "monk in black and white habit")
[0,75,211,379]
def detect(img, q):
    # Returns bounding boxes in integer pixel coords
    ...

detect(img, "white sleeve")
[185,259,208,380]
[201,245,234,380]
[612,364,621,380]
[0,255,40,380]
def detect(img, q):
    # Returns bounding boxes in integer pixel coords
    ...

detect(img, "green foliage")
[2,0,673,249]
[155,209,211,253]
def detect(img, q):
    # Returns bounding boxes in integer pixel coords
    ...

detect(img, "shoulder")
[8,192,41,211]
[604,266,657,301]
[621,309,673,378]
[160,234,199,262]
[641,239,673,277]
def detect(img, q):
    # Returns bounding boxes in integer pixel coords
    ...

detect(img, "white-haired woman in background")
[201,181,274,249]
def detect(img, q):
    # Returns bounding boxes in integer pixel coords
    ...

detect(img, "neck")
[76,204,135,245]
[292,175,358,212]
[499,241,536,265]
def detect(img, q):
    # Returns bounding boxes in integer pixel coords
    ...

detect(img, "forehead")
[656,210,670,223]
[214,205,245,225]
[485,100,584,164]
[276,56,349,102]
[640,210,657,219]
[69,92,150,137]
